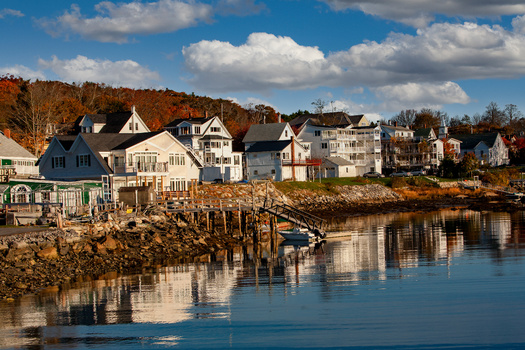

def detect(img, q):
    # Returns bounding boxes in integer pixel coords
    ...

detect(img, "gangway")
[260,199,326,238]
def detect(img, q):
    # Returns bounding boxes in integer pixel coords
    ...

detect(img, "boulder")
[37,247,58,260]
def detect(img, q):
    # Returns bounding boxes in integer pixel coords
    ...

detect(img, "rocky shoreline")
[0,214,244,300]
[0,182,521,301]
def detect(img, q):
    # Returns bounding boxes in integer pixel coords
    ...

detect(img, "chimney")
[3,129,10,139]
[395,121,398,127]
[278,113,282,123]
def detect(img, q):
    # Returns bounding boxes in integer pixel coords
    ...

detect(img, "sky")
[1,0,525,122]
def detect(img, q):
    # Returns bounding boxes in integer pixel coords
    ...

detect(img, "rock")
[37,247,58,260]
[102,236,118,251]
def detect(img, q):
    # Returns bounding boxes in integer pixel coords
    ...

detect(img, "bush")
[391,177,408,188]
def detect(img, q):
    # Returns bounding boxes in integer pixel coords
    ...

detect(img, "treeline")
[0,75,279,156]
[389,103,525,135]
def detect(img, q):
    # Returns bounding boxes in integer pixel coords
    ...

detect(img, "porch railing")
[113,162,168,174]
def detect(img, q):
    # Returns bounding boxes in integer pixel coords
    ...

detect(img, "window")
[254,170,259,175]
[180,126,190,135]
[211,127,221,133]
[135,123,139,130]
[129,123,133,130]
[52,156,65,168]
[314,130,321,137]
[285,130,288,137]
[41,191,51,202]
[77,154,90,167]
[234,155,240,165]
[194,126,201,134]
[169,153,186,166]
[271,169,276,174]
[321,143,328,149]
[170,178,186,191]
[282,153,289,160]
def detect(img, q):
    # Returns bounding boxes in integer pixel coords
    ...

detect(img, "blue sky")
[1,0,525,122]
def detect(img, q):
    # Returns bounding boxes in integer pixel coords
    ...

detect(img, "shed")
[118,186,156,207]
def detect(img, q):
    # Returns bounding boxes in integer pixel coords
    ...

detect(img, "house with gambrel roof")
[39,131,201,200]
[75,106,150,134]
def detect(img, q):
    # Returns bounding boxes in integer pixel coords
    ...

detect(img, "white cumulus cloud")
[373,82,471,111]
[321,0,525,27]
[38,55,160,88]
[183,32,343,93]
[0,65,45,80]
[183,20,525,110]
[38,0,214,43]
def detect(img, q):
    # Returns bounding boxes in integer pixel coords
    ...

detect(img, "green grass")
[273,176,391,195]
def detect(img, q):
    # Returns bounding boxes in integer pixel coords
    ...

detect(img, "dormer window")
[211,127,221,133]
[194,126,200,134]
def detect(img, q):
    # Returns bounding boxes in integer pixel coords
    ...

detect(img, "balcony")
[113,162,169,175]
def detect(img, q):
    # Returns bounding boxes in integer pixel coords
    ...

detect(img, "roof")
[199,134,232,141]
[0,132,37,159]
[243,123,291,143]
[449,133,500,150]
[381,124,412,132]
[245,140,291,153]
[110,131,164,150]
[322,156,354,166]
[75,111,138,133]
[164,117,214,128]
[55,135,77,151]
[414,128,434,138]
[98,112,134,133]
[289,112,364,128]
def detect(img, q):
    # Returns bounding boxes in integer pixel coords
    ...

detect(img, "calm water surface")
[1,209,525,349]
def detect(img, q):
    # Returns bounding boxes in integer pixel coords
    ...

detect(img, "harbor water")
[1,209,524,349]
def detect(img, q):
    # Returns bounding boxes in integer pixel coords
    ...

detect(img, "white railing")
[113,162,168,174]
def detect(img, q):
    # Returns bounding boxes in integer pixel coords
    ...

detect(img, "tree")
[413,108,442,129]
[458,152,479,178]
[505,104,522,124]
[483,101,506,126]
[439,155,457,178]
[311,98,327,115]
[9,80,64,157]
[391,109,416,127]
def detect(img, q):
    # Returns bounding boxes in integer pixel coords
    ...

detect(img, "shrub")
[391,177,408,189]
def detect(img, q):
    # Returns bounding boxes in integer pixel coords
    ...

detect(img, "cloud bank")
[321,0,525,27]
[183,20,525,109]
[38,55,160,88]
[37,0,264,43]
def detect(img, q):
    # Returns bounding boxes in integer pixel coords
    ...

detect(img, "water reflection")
[1,209,525,349]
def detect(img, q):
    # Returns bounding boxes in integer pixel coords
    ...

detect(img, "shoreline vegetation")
[0,179,521,301]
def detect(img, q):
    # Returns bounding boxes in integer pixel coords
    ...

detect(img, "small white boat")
[278,227,317,241]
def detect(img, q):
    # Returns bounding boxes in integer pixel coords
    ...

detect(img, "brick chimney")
[3,129,10,138]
